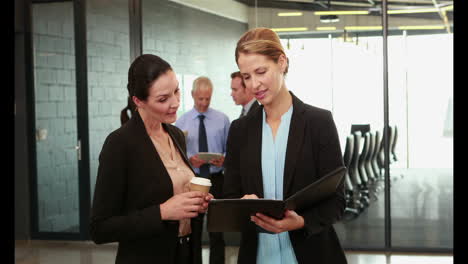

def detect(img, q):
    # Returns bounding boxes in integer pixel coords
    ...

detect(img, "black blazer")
[223,92,347,264]
[90,111,203,264]
[246,100,261,116]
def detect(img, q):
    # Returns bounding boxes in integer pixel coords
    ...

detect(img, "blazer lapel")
[165,124,196,175]
[131,111,174,196]
[283,93,306,197]
[247,100,260,115]
[247,104,264,197]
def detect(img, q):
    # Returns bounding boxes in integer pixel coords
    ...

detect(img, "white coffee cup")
[189,177,212,193]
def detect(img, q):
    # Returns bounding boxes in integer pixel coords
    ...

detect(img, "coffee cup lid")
[190,177,212,186]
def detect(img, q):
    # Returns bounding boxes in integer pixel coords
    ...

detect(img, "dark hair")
[230,71,242,79]
[120,96,136,125]
[230,71,245,88]
[120,54,172,125]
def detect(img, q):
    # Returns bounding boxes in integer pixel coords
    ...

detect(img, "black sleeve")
[89,132,165,244]
[222,119,243,199]
[300,111,346,237]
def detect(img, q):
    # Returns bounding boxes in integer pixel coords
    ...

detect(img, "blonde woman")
[223,28,347,264]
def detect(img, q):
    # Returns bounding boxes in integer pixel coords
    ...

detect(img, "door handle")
[76,139,81,161]
[66,140,81,160]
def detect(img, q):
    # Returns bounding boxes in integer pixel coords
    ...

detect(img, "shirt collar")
[243,98,257,113]
[191,107,211,120]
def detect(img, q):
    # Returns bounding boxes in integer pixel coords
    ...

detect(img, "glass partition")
[388,32,453,249]
[387,2,453,250]
[280,34,385,249]
[142,0,247,122]
[32,1,80,233]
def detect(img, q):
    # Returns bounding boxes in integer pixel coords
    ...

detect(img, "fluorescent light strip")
[398,25,446,30]
[315,10,369,15]
[388,8,440,14]
[345,26,383,30]
[271,27,308,32]
[278,12,303,17]
[442,5,453,12]
[313,5,453,16]
[316,27,337,31]
[343,25,446,31]
[330,1,372,7]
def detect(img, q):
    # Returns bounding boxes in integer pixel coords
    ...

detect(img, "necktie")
[198,114,210,178]
[239,108,245,118]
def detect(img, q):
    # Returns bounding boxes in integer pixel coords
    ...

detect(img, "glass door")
[31,1,82,238]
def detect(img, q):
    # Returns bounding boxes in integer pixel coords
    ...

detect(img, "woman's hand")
[160,191,207,220]
[241,194,259,199]
[250,210,305,234]
[198,193,214,213]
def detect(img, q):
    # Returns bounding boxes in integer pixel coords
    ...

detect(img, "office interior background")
[15,0,453,263]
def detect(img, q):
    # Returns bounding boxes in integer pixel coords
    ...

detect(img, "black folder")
[207,166,347,232]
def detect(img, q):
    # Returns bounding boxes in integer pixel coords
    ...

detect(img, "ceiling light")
[316,26,337,31]
[330,1,372,7]
[315,10,369,15]
[342,25,447,31]
[320,15,339,23]
[442,5,453,12]
[278,12,303,17]
[388,8,440,14]
[270,27,308,32]
[345,26,382,31]
[398,25,446,30]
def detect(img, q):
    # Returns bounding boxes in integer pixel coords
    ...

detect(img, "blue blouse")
[257,105,298,264]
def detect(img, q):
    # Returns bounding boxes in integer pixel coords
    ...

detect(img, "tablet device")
[197,152,223,162]
[207,166,346,232]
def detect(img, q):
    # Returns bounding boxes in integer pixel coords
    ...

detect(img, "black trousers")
[174,235,192,264]
[198,171,225,264]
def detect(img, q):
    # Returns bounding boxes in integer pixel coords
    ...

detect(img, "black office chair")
[360,131,380,201]
[377,125,400,183]
[342,135,360,220]
[391,125,398,162]
[364,131,376,183]
[350,131,370,209]
[370,130,385,192]
[371,129,382,181]
[351,124,370,135]
[390,125,404,179]
[349,131,362,188]
[358,131,370,185]
[365,131,381,199]
[343,135,354,193]
[387,125,400,181]
[377,125,392,174]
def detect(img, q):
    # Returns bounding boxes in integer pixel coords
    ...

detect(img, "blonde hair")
[235,27,289,74]
[192,76,213,93]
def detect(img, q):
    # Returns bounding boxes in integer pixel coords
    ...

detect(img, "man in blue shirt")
[175,76,230,264]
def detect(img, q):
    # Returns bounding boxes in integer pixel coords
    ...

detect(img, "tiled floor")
[15,240,453,264]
